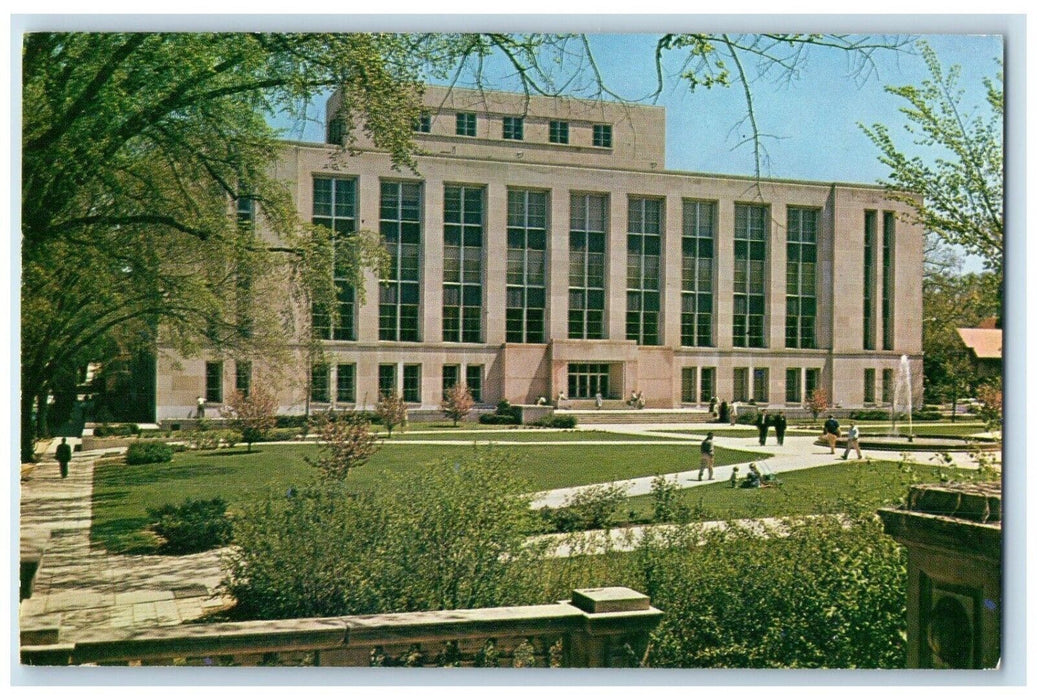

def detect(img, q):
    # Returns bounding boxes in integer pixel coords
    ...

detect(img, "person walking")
[717,400,729,424]
[708,395,718,418]
[196,396,206,419]
[842,422,863,459]
[823,414,841,454]
[698,432,716,480]
[774,411,787,446]
[55,437,72,479]
[595,392,603,410]
[756,410,769,446]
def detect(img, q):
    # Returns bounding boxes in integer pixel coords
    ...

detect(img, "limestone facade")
[155,86,924,420]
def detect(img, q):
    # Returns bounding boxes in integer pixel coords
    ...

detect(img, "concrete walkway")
[19,451,230,645]
[530,424,995,508]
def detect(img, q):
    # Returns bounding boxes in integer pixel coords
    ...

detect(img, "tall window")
[379,181,422,341]
[205,361,223,403]
[863,211,877,350]
[753,368,769,403]
[503,116,524,140]
[786,368,801,403]
[569,193,607,340]
[700,368,716,403]
[882,368,894,404]
[456,112,476,137]
[549,120,569,144]
[786,207,818,349]
[733,367,749,402]
[733,204,768,348]
[378,364,397,398]
[312,177,357,341]
[442,365,460,398]
[506,190,547,343]
[592,124,612,148]
[864,368,876,404]
[235,361,252,398]
[310,363,330,403]
[681,367,697,404]
[805,368,821,398]
[443,185,484,343]
[681,200,715,346]
[336,364,356,403]
[403,364,421,403]
[626,197,662,345]
[882,212,895,350]
[466,365,483,403]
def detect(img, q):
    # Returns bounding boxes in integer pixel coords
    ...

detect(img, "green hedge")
[478,413,520,425]
[125,442,174,465]
[147,497,232,554]
[93,423,141,437]
[534,414,578,429]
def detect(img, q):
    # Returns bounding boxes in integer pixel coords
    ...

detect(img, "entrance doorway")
[567,363,611,399]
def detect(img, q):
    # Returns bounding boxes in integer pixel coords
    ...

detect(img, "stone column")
[878,482,1001,669]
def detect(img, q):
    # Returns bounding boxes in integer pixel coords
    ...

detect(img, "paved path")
[530,424,994,508]
[19,449,230,645]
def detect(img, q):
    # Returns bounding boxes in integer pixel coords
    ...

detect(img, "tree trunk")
[21,389,39,463]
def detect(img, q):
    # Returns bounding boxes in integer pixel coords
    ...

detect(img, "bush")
[735,412,758,425]
[254,427,303,442]
[125,442,174,465]
[147,497,232,554]
[93,423,141,437]
[305,411,381,481]
[495,400,522,423]
[911,409,942,421]
[223,450,546,619]
[478,413,519,425]
[534,414,578,429]
[543,483,625,532]
[849,409,893,421]
[275,415,310,429]
[634,514,908,668]
[190,428,242,450]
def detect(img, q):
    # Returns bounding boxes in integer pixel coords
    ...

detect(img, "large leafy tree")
[861,41,1003,279]
[20,33,431,461]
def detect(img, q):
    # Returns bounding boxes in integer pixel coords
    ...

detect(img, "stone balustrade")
[21,586,662,668]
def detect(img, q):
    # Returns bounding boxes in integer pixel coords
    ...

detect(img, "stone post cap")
[905,482,1001,524]
[569,587,651,614]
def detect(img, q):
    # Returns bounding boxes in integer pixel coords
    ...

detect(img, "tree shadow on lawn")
[95,460,239,488]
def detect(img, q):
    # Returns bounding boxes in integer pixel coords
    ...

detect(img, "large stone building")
[155,85,923,421]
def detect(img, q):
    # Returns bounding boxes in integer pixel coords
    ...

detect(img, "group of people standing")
[753,411,788,446]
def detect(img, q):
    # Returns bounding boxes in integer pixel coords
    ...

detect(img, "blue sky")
[276,33,1003,187]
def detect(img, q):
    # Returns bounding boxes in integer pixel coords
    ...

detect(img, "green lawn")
[386,429,686,442]
[621,459,983,523]
[92,441,767,553]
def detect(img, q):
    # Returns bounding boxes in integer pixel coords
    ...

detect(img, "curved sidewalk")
[532,427,993,508]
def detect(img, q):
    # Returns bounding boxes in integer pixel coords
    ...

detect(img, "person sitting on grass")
[740,463,762,489]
